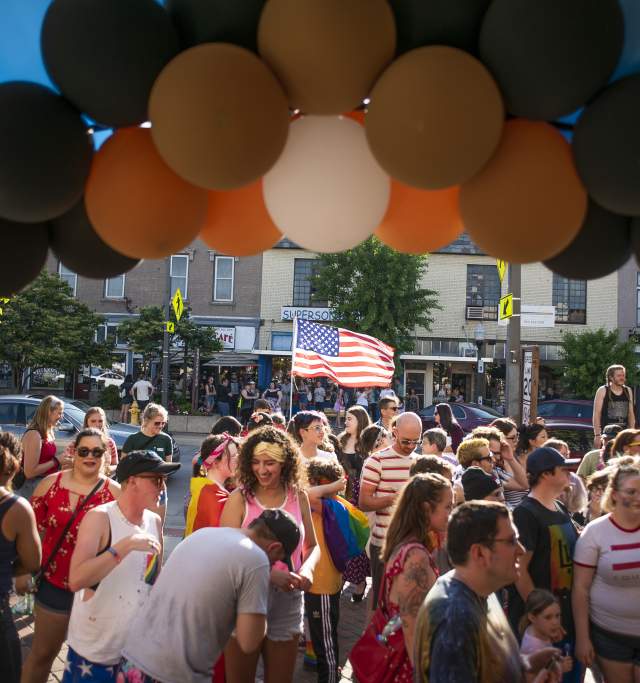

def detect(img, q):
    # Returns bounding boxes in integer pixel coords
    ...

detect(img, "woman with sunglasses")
[434,403,464,454]
[83,407,118,474]
[288,411,335,461]
[21,428,119,683]
[121,403,173,464]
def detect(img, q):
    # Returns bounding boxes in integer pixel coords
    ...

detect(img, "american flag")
[291,319,395,387]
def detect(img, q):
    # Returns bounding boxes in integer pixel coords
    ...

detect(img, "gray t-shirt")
[121,527,270,683]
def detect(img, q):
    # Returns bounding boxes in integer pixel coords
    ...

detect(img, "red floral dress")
[31,472,115,590]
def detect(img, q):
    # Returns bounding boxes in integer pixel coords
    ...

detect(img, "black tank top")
[600,385,631,428]
[0,494,18,597]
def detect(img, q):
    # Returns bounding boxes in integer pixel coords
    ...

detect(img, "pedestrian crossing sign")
[166,321,175,334]
[499,293,513,321]
[171,289,184,321]
[496,259,507,283]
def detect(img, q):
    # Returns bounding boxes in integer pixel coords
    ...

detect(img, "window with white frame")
[170,254,189,299]
[213,256,234,302]
[104,274,125,299]
[96,323,120,345]
[58,263,77,296]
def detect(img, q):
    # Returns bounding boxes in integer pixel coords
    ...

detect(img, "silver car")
[0,395,180,461]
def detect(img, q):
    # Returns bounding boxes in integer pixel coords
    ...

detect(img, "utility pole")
[161,258,171,408]
[505,264,522,421]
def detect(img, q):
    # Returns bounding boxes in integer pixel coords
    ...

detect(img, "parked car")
[537,399,593,423]
[95,371,124,388]
[543,420,595,464]
[0,395,180,462]
[418,402,503,434]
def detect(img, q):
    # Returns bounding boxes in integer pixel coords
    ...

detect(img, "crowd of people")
[0,364,638,683]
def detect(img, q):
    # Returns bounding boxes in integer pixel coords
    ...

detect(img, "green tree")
[0,271,113,391]
[559,328,639,399]
[116,305,223,373]
[312,237,440,357]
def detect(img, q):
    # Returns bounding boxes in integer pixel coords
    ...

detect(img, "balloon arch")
[0,0,639,294]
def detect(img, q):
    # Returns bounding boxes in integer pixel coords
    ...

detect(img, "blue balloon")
[612,0,640,80]
[92,129,112,150]
[0,0,56,88]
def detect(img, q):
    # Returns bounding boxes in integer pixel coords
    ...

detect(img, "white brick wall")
[418,254,619,344]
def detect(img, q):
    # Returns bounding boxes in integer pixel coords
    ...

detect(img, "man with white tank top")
[62,451,179,682]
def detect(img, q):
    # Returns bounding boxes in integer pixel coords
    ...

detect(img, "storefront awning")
[399,355,494,363]
[202,353,259,367]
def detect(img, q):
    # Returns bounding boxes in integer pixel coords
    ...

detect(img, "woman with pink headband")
[184,433,240,537]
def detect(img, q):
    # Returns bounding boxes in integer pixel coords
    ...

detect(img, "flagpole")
[289,318,299,422]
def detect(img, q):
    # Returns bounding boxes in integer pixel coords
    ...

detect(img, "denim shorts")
[591,622,640,665]
[266,585,304,641]
[35,578,74,615]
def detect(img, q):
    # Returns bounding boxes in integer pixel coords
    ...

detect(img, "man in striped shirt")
[358,411,421,607]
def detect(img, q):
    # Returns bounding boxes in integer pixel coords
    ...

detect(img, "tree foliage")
[560,328,639,399]
[0,271,113,390]
[116,305,223,372]
[312,237,440,357]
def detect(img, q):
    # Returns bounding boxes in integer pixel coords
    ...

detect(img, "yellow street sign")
[0,297,10,316]
[171,288,184,321]
[496,259,507,283]
[166,321,175,334]
[499,293,513,321]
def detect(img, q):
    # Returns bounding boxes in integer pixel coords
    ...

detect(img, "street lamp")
[474,324,486,405]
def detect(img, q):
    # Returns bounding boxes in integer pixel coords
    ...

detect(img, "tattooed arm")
[388,546,437,665]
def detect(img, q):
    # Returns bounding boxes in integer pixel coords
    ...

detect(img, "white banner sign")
[215,327,235,349]
[281,307,334,322]
[498,305,555,328]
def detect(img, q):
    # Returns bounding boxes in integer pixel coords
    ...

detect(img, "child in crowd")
[519,589,573,678]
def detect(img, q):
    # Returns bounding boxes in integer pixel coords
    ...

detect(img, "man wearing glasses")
[64,451,179,682]
[375,396,399,431]
[414,501,563,682]
[359,411,420,607]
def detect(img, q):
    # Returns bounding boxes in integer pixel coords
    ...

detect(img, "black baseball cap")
[116,450,180,482]
[526,447,576,476]
[461,467,501,501]
[258,509,300,571]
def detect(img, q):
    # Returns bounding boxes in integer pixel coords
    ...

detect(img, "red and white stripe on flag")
[291,319,395,388]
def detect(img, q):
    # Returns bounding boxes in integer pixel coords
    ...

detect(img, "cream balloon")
[263,116,390,252]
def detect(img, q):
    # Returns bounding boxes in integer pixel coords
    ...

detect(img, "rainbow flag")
[144,553,160,586]
[321,495,370,572]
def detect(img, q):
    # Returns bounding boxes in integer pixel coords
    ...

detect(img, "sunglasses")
[76,447,106,458]
[387,406,399,412]
[136,475,165,488]
[478,455,493,462]
[398,438,420,446]
[153,420,166,427]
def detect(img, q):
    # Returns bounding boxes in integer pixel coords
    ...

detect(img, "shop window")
[170,254,189,300]
[466,265,500,320]
[105,274,125,299]
[271,332,293,351]
[552,275,586,324]
[58,263,77,296]
[213,256,234,302]
[292,259,326,307]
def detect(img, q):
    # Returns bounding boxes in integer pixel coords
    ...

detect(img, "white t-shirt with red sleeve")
[573,513,640,636]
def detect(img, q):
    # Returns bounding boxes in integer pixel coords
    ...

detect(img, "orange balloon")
[200,181,283,256]
[460,119,588,263]
[343,110,365,125]
[375,182,462,254]
[85,128,208,259]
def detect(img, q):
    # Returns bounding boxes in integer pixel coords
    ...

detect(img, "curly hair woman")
[220,426,319,683]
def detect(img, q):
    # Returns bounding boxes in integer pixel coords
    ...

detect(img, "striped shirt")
[360,446,416,546]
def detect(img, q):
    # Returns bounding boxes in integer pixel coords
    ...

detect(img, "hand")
[527,647,562,675]
[593,435,602,449]
[14,574,34,595]
[57,446,74,470]
[270,568,297,592]
[500,441,515,462]
[126,533,161,555]
[532,669,561,683]
[560,656,573,673]
[290,572,312,592]
[575,636,595,667]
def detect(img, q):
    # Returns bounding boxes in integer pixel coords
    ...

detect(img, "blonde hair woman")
[21,396,72,498]
[83,407,118,473]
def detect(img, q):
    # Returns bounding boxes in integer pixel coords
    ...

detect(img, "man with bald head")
[359,411,421,606]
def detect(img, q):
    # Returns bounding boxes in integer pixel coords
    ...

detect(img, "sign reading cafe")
[281,307,334,322]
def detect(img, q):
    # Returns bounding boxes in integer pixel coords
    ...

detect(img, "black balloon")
[0,82,93,223]
[0,220,49,295]
[390,0,491,56]
[166,0,266,52]
[42,0,180,127]
[544,200,631,280]
[479,0,623,120]
[50,200,140,279]
[573,76,640,217]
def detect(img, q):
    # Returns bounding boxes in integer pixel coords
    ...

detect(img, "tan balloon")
[460,119,588,263]
[366,46,504,189]
[258,0,396,115]
[149,43,290,190]
[263,116,390,252]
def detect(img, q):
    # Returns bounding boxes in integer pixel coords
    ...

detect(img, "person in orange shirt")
[185,434,240,536]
